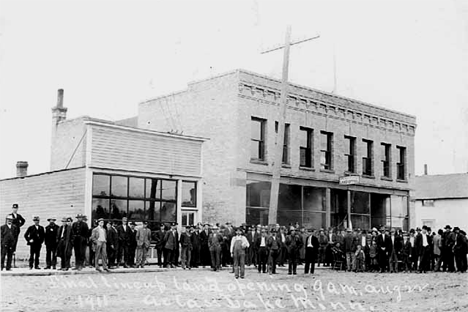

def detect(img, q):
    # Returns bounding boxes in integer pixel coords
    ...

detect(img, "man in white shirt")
[418,225,432,273]
[91,218,110,272]
[256,229,268,273]
[230,227,250,279]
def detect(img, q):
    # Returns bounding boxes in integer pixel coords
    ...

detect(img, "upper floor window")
[182,181,197,207]
[381,143,391,178]
[275,122,290,164]
[362,139,373,176]
[251,117,266,161]
[320,131,333,170]
[344,136,356,173]
[397,146,406,180]
[299,127,313,168]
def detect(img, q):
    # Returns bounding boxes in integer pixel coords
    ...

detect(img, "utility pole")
[262,26,320,225]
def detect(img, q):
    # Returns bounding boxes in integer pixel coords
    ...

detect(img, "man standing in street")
[377,227,391,273]
[128,222,138,267]
[24,216,45,269]
[10,203,25,253]
[57,217,73,270]
[417,225,432,273]
[71,214,89,270]
[304,228,319,274]
[106,221,119,269]
[44,217,59,269]
[1,215,18,271]
[343,228,357,272]
[117,217,131,268]
[163,223,178,268]
[230,227,249,279]
[200,224,211,267]
[442,225,456,272]
[136,221,152,268]
[90,218,110,272]
[208,226,223,271]
[286,227,303,275]
[267,229,281,274]
[153,223,166,267]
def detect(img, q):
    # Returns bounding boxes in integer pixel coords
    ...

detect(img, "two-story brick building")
[139,70,416,230]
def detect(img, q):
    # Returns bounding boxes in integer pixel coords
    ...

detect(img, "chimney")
[16,161,28,177]
[52,89,67,125]
[424,164,428,175]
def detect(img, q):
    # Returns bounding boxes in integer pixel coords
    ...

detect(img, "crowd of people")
[1,203,467,278]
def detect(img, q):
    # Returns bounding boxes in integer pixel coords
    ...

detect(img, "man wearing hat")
[304,228,319,274]
[9,203,25,252]
[343,228,357,272]
[106,221,119,268]
[199,224,211,267]
[416,225,432,273]
[90,218,110,272]
[24,216,45,269]
[57,217,73,270]
[153,223,167,267]
[442,225,456,272]
[267,228,281,274]
[285,227,303,275]
[71,214,89,270]
[376,227,391,273]
[208,226,223,271]
[136,221,152,268]
[44,217,59,269]
[117,217,132,268]
[128,222,138,268]
[230,227,250,278]
[163,222,179,268]
[1,215,18,271]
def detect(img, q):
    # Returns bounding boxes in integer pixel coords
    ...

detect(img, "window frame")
[381,143,391,178]
[320,131,333,171]
[344,136,356,173]
[299,127,314,168]
[250,117,266,161]
[362,139,374,176]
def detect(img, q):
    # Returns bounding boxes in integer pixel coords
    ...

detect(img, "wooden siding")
[90,126,202,177]
[0,167,86,259]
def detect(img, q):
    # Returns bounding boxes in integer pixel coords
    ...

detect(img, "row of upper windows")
[251,117,407,181]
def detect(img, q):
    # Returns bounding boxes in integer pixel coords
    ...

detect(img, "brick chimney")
[52,89,67,125]
[16,161,28,177]
[424,164,428,175]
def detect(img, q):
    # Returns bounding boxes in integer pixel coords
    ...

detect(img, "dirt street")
[1,266,467,312]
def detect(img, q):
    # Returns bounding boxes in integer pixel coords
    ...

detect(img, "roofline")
[84,120,209,142]
[415,173,468,178]
[138,68,417,123]
[416,196,468,200]
[0,167,85,182]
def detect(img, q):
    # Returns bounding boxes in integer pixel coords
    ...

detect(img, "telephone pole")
[262,26,320,225]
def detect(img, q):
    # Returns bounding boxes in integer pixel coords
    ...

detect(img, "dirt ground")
[1,266,467,312]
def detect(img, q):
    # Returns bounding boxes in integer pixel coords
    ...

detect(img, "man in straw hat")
[1,215,18,271]
[44,217,59,269]
[230,227,249,278]
[24,216,45,269]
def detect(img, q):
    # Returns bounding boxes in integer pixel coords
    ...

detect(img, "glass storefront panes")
[129,177,145,198]
[160,201,177,222]
[182,211,195,226]
[303,186,326,212]
[303,211,327,230]
[93,175,110,196]
[92,198,109,220]
[128,200,145,220]
[246,207,269,226]
[351,191,370,214]
[351,214,370,229]
[161,180,176,201]
[246,181,271,208]
[146,178,160,199]
[278,210,302,226]
[110,199,127,220]
[146,201,160,222]
[182,181,197,207]
[111,176,128,197]
[278,184,301,211]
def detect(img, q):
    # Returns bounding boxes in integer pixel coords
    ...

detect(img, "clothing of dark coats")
[45,224,60,247]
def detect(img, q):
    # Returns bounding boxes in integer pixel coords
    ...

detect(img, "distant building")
[0,90,205,258]
[414,173,468,231]
[138,69,417,230]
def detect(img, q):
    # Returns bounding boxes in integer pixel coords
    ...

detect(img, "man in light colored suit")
[90,218,110,272]
[136,221,152,268]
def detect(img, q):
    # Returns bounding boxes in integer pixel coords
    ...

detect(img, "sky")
[0,0,467,179]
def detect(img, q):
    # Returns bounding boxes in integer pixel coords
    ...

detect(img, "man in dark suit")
[343,228,357,272]
[256,228,268,273]
[117,217,132,268]
[304,228,319,274]
[163,223,178,268]
[153,223,166,267]
[57,217,73,270]
[106,221,119,268]
[24,216,45,269]
[199,224,211,267]
[416,225,432,273]
[44,217,59,269]
[71,214,89,270]
[388,228,401,273]
[267,229,282,274]
[10,203,25,253]
[190,225,201,268]
[1,215,18,271]
[376,227,391,273]
[286,227,303,275]
[442,225,456,272]
[128,222,137,267]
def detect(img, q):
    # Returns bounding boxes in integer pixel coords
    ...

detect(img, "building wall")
[139,72,240,224]
[0,167,86,258]
[50,117,88,171]
[89,124,203,178]
[415,198,468,232]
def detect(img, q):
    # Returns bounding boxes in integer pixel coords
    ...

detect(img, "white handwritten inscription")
[48,275,429,311]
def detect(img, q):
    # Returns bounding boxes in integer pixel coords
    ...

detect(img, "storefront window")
[93,175,110,196]
[278,184,301,211]
[128,200,145,220]
[161,180,177,201]
[129,177,145,198]
[110,199,127,219]
[246,208,269,226]
[303,186,326,212]
[160,202,177,222]
[182,181,197,207]
[246,181,271,208]
[146,178,160,199]
[111,176,128,197]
